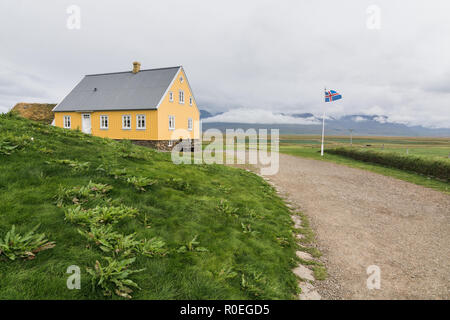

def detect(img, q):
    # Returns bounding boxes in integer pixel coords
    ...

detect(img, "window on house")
[179,90,184,104]
[168,140,173,147]
[122,115,131,129]
[169,91,173,102]
[100,115,109,129]
[136,114,146,129]
[168,115,175,130]
[63,115,71,129]
[179,76,183,83]
[188,118,193,131]
[189,97,193,106]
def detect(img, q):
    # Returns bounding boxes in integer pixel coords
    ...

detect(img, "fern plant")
[241,223,259,237]
[177,235,208,253]
[79,226,143,257]
[64,205,92,226]
[126,176,157,192]
[55,181,112,206]
[90,205,138,225]
[139,237,167,257]
[166,177,191,191]
[87,257,145,299]
[51,159,90,172]
[0,140,19,155]
[216,200,239,216]
[65,205,138,226]
[0,225,55,260]
[100,233,141,257]
[217,266,238,281]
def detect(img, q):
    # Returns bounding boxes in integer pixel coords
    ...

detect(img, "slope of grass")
[326,147,449,181]
[280,145,450,194]
[0,114,299,300]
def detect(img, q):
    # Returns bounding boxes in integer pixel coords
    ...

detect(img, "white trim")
[81,113,92,134]
[100,115,109,129]
[168,115,175,130]
[179,90,185,104]
[188,117,193,131]
[122,114,132,130]
[136,114,146,130]
[154,67,182,109]
[63,115,71,129]
[179,67,199,109]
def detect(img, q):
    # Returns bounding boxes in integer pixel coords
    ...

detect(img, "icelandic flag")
[325,89,342,102]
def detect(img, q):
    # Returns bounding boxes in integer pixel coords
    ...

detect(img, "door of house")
[81,114,91,134]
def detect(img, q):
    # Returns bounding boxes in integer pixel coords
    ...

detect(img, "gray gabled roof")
[53,66,181,112]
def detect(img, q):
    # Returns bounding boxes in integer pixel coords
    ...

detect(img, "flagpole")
[321,87,326,156]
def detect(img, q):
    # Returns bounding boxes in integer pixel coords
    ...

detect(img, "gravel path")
[256,153,450,299]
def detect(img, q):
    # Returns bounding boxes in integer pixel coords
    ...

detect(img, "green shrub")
[56,181,113,206]
[90,205,138,225]
[0,134,31,155]
[241,223,259,237]
[139,237,167,257]
[165,177,191,191]
[0,225,55,260]
[177,235,208,253]
[87,257,145,299]
[327,147,450,181]
[126,176,157,192]
[80,226,140,257]
[48,159,90,172]
[65,205,138,226]
[216,199,239,216]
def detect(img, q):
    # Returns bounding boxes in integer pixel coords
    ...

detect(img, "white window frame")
[179,90,184,104]
[122,115,131,130]
[136,114,146,130]
[168,140,173,147]
[169,91,173,102]
[63,115,71,129]
[179,76,184,83]
[188,117,193,131]
[168,115,175,130]
[100,115,109,129]
[189,97,193,106]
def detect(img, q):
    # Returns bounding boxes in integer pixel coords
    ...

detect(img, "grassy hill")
[0,114,298,299]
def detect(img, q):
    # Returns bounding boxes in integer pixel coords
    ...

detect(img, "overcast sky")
[1,0,449,128]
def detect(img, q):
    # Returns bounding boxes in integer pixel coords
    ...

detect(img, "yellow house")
[53,62,200,149]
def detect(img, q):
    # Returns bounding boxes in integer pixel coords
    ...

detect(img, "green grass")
[326,147,449,181]
[0,114,299,299]
[279,145,450,194]
[279,135,450,159]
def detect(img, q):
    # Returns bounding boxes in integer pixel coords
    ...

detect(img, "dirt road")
[256,153,450,299]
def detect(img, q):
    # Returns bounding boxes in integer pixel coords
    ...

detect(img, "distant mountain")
[199,110,450,137]
[289,113,314,118]
[200,110,213,119]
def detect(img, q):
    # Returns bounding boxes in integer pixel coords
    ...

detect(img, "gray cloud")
[0,0,449,128]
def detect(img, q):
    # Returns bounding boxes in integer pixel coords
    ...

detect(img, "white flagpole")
[321,87,326,156]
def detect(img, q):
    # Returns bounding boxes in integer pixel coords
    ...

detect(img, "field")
[279,135,450,193]
[0,114,300,300]
[279,135,450,159]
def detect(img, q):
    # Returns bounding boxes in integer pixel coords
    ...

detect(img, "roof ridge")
[85,66,182,77]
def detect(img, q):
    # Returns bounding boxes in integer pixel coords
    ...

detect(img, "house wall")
[156,68,200,141]
[54,110,158,140]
